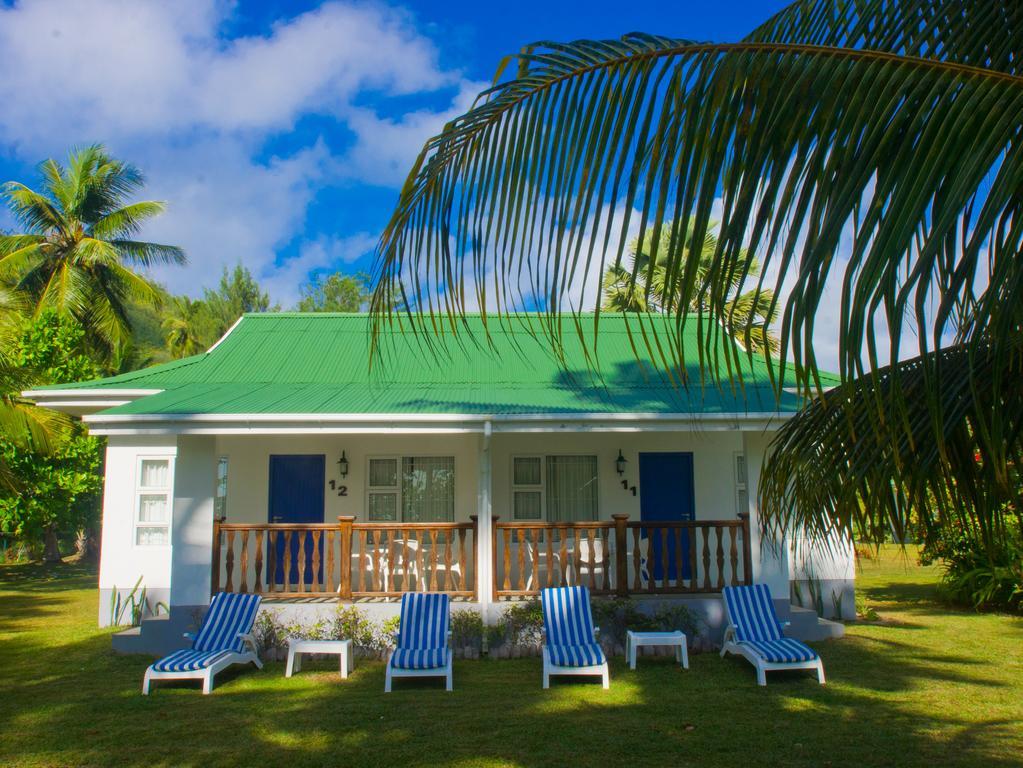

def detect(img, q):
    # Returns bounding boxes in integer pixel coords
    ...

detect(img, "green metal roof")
[46,313,830,417]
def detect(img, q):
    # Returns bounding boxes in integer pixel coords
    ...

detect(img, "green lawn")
[1,550,1021,768]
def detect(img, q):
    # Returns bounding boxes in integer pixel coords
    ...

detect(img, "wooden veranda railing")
[493,514,752,598]
[213,516,478,600]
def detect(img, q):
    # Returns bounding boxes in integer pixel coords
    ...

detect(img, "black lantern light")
[337,450,349,478]
[615,449,627,476]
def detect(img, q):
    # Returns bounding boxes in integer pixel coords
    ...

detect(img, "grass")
[0,549,1021,768]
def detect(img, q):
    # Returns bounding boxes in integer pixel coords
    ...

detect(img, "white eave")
[22,388,162,416]
[79,409,794,436]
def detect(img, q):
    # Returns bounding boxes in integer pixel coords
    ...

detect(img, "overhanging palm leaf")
[371,0,1023,549]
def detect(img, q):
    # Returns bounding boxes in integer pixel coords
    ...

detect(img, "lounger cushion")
[547,642,607,668]
[541,586,598,647]
[742,638,818,663]
[152,649,233,673]
[722,584,785,643]
[389,647,449,670]
[397,592,449,650]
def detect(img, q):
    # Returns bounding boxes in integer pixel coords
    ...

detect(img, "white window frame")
[365,454,456,523]
[511,453,599,522]
[511,455,545,520]
[734,451,748,516]
[133,455,174,548]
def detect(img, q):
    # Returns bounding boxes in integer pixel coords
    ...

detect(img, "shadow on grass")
[2,565,1022,768]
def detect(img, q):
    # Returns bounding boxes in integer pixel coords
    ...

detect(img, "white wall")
[491,430,746,523]
[170,436,217,608]
[97,435,177,626]
[214,433,480,524]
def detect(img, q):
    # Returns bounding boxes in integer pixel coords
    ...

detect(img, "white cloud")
[0,0,477,299]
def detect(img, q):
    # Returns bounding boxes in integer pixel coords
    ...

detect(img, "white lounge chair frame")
[384,592,453,692]
[142,631,263,695]
[541,586,609,689]
[542,640,609,689]
[384,645,453,693]
[720,585,825,686]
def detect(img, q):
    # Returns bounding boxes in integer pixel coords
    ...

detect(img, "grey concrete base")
[99,586,171,627]
[790,578,856,621]
[111,604,205,657]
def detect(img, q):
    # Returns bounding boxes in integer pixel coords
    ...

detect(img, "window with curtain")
[546,455,598,522]
[402,456,455,522]
[367,456,455,522]
[135,458,172,546]
[512,455,599,522]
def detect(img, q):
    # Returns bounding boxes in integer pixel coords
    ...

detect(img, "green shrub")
[922,518,1023,612]
[450,609,484,651]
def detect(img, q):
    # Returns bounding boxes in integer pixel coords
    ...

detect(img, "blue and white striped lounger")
[142,592,262,695]
[720,584,825,686]
[385,592,452,692]
[541,586,609,689]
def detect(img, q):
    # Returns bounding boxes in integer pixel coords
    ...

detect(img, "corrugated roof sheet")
[46,313,826,416]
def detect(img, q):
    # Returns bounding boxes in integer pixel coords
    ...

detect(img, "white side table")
[286,638,354,679]
[626,630,689,670]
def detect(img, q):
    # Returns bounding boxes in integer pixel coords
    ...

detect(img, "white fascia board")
[82,410,792,436]
[206,316,244,352]
[23,388,162,416]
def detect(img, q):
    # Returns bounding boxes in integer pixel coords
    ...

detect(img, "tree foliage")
[297,272,370,312]
[0,312,102,559]
[602,220,777,351]
[0,145,184,357]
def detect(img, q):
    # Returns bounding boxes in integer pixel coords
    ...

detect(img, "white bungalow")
[27,313,852,654]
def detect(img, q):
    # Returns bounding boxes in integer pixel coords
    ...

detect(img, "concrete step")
[784,605,845,642]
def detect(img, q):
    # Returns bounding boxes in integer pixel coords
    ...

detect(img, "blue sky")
[0,0,790,309]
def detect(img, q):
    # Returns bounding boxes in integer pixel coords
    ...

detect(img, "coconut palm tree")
[370,0,1023,554]
[0,145,185,354]
[602,220,778,352]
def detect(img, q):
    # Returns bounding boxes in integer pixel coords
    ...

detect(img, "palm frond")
[760,338,1023,553]
[91,201,167,239]
[109,239,186,267]
[1,183,65,234]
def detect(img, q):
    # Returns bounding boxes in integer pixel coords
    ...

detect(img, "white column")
[475,421,494,620]
[170,435,217,608]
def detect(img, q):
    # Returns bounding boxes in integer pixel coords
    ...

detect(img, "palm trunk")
[42,524,62,563]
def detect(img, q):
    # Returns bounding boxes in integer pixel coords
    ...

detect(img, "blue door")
[638,452,695,581]
[268,455,325,586]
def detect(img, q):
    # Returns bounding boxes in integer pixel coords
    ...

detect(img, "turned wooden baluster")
[239,530,250,594]
[254,530,264,594]
[502,528,512,592]
[516,528,526,591]
[674,528,684,590]
[659,526,670,590]
[428,529,439,592]
[530,530,539,593]
[414,530,425,592]
[282,530,292,592]
[716,527,726,590]
[370,530,380,593]
[647,528,656,593]
[589,527,597,589]
[297,531,307,593]
[559,527,569,587]
[443,529,453,592]
[729,526,739,586]
[266,531,276,593]
[314,530,324,592]
[387,529,398,593]
[702,526,712,591]
[457,527,467,591]
[326,529,335,592]
[631,528,642,591]
[689,524,698,590]
[545,530,554,589]
[225,529,236,593]
[338,517,354,599]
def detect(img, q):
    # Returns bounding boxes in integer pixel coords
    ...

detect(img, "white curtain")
[402,456,455,522]
[546,455,598,523]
